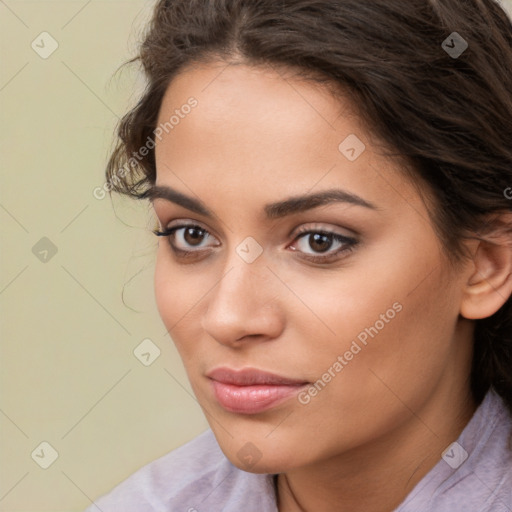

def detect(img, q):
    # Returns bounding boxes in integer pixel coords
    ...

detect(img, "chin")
[227,450,297,474]
[213,430,310,474]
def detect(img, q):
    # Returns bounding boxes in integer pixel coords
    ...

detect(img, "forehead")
[159,61,352,119]
[153,61,426,222]
[156,61,358,158]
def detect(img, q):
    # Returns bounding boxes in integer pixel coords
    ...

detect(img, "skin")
[150,62,510,512]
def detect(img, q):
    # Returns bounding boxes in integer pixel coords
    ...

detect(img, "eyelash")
[153,224,358,264]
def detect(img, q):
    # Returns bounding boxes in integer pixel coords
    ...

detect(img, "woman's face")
[152,62,473,473]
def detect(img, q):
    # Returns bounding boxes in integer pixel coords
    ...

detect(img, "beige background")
[0,2,209,511]
[1,1,511,511]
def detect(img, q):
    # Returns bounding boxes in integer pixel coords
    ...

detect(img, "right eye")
[153,224,220,257]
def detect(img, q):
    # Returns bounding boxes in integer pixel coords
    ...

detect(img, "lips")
[207,367,308,386]
[206,367,309,414]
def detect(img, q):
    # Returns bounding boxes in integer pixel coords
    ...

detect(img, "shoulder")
[83,429,277,512]
[397,389,512,512]
[469,390,512,511]
[443,390,512,511]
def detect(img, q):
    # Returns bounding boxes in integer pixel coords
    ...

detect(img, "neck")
[276,373,477,512]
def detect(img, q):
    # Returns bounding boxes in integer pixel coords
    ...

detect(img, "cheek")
[154,247,197,351]
[290,240,462,409]
[154,244,206,315]
[300,263,462,432]
[154,246,216,368]
[154,247,176,322]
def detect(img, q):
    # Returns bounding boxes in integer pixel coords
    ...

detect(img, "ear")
[460,213,512,320]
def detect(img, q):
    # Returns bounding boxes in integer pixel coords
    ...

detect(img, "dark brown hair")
[107,0,512,415]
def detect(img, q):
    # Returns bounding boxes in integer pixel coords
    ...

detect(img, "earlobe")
[460,225,512,320]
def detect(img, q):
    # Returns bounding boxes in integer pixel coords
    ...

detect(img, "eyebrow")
[145,185,378,219]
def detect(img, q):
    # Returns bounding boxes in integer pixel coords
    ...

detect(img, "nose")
[201,258,285,347]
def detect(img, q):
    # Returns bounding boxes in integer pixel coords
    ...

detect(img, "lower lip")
[210,380,308,414]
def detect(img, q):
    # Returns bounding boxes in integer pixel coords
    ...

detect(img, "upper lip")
[206,367,308,386]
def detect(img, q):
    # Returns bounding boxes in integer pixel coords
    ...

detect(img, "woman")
[85,0,512,510]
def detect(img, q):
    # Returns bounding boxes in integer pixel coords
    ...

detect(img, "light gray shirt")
[84,388,512,511]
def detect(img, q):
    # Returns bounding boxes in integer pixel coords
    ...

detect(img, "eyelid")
[156,221,354,244]
[290,222,356,239]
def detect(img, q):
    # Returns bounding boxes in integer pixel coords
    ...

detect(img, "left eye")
[291,231,356,258]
